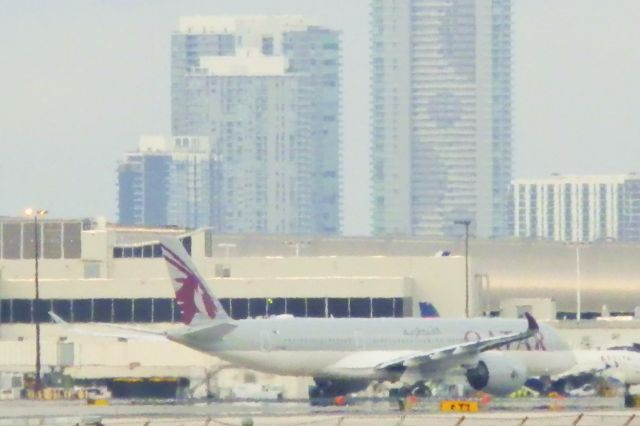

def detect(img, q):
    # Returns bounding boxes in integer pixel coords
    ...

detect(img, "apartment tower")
[171,16,341,234]
[370,0,512,238]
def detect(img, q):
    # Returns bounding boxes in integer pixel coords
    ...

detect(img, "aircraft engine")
[465,352,527,395]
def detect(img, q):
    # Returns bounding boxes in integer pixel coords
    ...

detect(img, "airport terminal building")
[3,216,640,397]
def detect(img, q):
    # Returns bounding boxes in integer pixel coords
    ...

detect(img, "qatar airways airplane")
[51,237,576,399]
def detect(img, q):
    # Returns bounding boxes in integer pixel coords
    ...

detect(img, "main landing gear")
[389,382,431,410]
[307,378,370,406]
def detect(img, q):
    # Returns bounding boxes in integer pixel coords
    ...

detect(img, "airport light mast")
[454,219,471,318]
[284,240,311,257]
[24,208,48,395]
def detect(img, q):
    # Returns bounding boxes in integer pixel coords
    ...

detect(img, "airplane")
[51,237,576,401]
[418,301,440,318]
[551,344,640,393]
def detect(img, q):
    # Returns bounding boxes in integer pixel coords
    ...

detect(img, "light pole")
[575,243,583,322]
[454,220,471,318]
[284,240,310,257]
[24,208,47,394]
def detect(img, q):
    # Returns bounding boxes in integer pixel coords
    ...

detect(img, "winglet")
[49,311,68,325]
[524,312,539,332]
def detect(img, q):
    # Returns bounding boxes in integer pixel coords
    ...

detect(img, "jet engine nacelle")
[466,352,527,396]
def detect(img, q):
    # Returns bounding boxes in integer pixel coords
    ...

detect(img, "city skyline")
[2,1,640,236]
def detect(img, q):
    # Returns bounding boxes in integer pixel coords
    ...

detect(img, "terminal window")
[112,237,192,259]
[0,221,82,260]
[0,297,409,324]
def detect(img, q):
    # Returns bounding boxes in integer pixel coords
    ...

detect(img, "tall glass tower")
[171,17,341,234]
[117,136,212,229]
[370,0,512,238]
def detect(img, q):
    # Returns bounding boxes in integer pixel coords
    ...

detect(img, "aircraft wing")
[49,311,167,341]
[375,313,539,373]
[553,351,617,379]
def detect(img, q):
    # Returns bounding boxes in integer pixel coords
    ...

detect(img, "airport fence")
[96,412,640,426]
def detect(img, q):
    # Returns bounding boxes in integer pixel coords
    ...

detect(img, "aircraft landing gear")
[309,384,348,406]
[308,378,369,406]
[389,382,431,410]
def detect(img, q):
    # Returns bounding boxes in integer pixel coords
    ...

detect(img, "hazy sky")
[1,1,639,235]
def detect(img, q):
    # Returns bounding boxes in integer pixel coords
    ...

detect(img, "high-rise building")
[511,174,640,242]
[171,16,341,234]
[118,136,212,229]
[118,136,171,227]
[370,0,512,238]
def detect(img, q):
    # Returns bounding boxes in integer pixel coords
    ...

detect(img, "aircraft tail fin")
[419,301,440,318]
[159,237,230,325]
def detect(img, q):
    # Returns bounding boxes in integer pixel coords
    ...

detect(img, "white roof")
[177,15,309,34]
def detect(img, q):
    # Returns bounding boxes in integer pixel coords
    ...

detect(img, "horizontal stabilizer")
[167,321,237,342]
[49,311,166,341]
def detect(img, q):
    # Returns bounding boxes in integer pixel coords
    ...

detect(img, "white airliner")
[51,237,576,399]
[560,345,640,385]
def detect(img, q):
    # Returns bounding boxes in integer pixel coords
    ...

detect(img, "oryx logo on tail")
[159,238,229,325]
